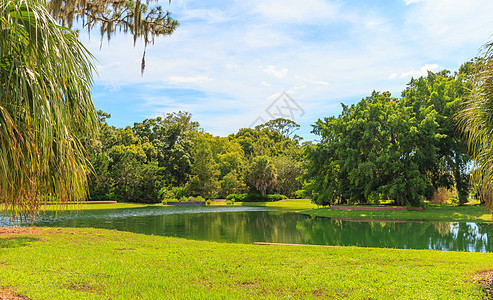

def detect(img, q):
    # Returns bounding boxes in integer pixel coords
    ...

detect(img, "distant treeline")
[86,113,304,203]
[88,61,478,207]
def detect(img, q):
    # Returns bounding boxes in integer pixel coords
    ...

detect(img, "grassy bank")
[40,203,157,212]
[303,203,492,222]
[37,200,493,223]
[233,198,318,210]
[0,227,491,299]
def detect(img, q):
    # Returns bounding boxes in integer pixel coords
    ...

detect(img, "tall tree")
[304,92,439,207]
[458,49,493,210]
[402,68,473,204]
[246,156,278,196]
[0,0,97,218]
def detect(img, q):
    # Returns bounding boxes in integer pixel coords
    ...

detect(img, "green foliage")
[87,114,305,202]
[305,67,474,208]
[305,91,440,207]
[0,0,98,217]
[246,156,278,196]
[226,193,287,202]
[458,53,493,210]
[272,156,304,198]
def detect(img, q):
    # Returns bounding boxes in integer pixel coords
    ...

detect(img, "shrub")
[431,187,450,204]
[173,186,191,199]
[206,199,212,206]
[188,196,197,202]
[293,190,304,199]
[179,196,188,202]
[238,193,288,202]
[196,196,205,202]
[226,199,234,205]
[226,193,247,202]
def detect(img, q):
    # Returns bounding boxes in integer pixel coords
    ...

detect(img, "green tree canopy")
[304,91,441,207]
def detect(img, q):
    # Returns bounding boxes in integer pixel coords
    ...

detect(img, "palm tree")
[458,43,493,211]
[0,0,98,220]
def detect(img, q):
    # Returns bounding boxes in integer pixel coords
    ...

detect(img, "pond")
[16,206,493,253]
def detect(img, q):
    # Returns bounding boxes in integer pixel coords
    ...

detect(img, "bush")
[206,199,212,206]
[196,196,205,202]
[226,193,247,202]
[226,193,287,202]
[162,198,177,205]
[293,190,304,199]
[179,196,188,202]
[173,186,191,199]
[226,198,235,205]
[187,196,197,202]
[431,187,450,204]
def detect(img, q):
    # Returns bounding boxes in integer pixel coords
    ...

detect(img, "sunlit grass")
[39,203,158,212]
[303,204,492,222]
[0,227,491,299]
[208,198,318,210]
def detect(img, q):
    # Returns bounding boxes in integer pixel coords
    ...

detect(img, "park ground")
[0,199,490,299]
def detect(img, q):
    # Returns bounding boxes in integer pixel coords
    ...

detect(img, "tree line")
[87,114,305,203]
[86,61,481,207]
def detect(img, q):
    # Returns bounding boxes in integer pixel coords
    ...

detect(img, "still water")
[21,206,493,253]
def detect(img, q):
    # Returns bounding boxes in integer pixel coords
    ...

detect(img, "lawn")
[40,203,157,212]
[0,227,491,299]
[302,203,493,222]
[236,198,319,210]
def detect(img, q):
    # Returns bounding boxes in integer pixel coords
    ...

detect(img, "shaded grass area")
[0,228,492,299]
[303,204,492,222]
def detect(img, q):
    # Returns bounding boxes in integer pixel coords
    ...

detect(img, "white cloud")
[254,0,339,23]
[404,0,493,51]
[167,75,210,84]
[400,64,439,78]
[105,81,121,92]
[83,0,493,138]
[180,8,230,23]
[262,65,288,79]
[404,0,425,5]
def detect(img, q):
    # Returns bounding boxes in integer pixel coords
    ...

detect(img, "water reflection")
[2,206,492,252]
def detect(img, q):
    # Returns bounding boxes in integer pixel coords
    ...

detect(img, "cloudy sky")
[80,0,493,140]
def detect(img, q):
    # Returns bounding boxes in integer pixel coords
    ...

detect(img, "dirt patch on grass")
[66,282,102,293]
[0,289,29,300]
[0,228,43,235]
[476,270,493,299]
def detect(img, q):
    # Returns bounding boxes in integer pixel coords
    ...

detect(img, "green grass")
[40,203,157,212]
[210,198,319,210]
[303,203,492,222]
[0,227,491,299]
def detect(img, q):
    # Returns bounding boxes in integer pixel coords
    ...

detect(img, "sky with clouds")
[80,0,493,140]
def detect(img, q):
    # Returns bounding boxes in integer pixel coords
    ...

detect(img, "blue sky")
[80,0,493,140]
